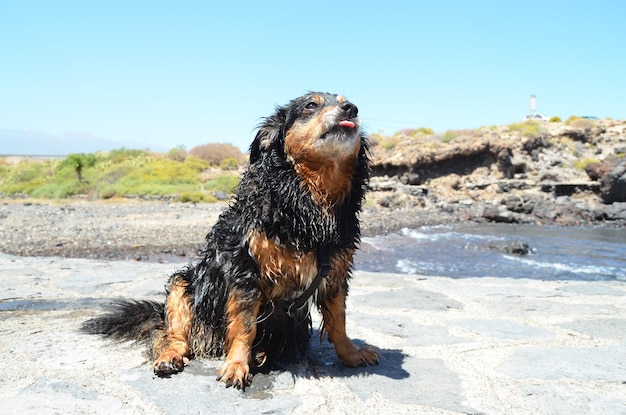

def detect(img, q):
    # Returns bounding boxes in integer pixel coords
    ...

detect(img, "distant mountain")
[0,128,158,156]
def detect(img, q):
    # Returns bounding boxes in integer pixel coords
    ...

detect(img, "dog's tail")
[81,299,164,344]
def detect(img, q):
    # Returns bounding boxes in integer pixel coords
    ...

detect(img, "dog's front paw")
[338,346,380,367]
[152,350,188,376]
[216,359,252,390]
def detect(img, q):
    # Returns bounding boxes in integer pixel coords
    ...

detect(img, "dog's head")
[249,92,367,206]
[250,92,365,165]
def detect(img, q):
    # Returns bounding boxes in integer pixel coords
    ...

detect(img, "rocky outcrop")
[367,119,626,226]
[371,137,510,183]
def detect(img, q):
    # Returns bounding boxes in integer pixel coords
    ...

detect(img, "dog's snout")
[340,101,358,119]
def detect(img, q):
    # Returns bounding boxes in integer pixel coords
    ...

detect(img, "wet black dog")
[82,92,379,390]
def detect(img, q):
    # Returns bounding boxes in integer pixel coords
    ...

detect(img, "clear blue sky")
[2,1,625,152]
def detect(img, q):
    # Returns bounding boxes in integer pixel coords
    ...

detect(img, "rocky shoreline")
[366,118,626,229]
[0,194,624,263]
[0,199,439,262]
[367,176,626,228]
[2,118,625,262]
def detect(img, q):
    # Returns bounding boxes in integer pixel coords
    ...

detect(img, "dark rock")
[482,206,516,223]
[213,191,229,201]
[593,125,607,135]
[585,162,602,181]
[451,178,462,190]
[399,172,421,185]
[522,136,551,156]
[489,240,533,255]
[511,158,527,174]
[369,179,397,192]
[404,186,428,197]
[497,148,514,178]
[505,195,535,214]
[614,146,626,155]
[599,159,626,203]
[377,192,410,209]
[585,155,623,183]
[497,180,533,193]
[539,171,560,182]
[529,149,541,162]
[540,182,600,197]
[602,202,626,221]
[541,152,563,167]
[562,128,591,143]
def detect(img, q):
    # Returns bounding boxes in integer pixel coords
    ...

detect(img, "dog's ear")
[248,107,286,163]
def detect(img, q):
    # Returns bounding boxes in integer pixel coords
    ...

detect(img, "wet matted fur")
[82,92,379,390]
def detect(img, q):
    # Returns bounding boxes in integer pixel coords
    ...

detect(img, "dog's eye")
[305,102,319,110]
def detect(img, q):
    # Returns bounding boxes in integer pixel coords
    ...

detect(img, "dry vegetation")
[0,145,246,202]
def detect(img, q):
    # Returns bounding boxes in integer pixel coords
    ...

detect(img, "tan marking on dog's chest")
[247,231,318,300]
[291,155,357,207]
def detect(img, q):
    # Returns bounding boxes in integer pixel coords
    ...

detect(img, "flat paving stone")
[1,253,625,414]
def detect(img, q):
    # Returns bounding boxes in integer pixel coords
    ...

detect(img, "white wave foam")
[396,258,418,274]
[503,255,625,280]
[395,258,462,276]
[400,227,504,243]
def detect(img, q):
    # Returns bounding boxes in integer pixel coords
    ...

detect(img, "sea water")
[356,224,626,281]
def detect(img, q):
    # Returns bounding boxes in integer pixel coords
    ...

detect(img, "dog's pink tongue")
[339,120,356,128]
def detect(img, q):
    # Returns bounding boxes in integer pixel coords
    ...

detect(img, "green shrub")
[97,164,134,186]
[107,158,202,196]
[31,180,92,199]
[414,127,435,136]
[107,148,151,163]
[380,135,401,150]
[204,175,240,193]
[508,121,542,138]
[0,147,240,201]
[567,117,595,129]
[0,158,9,180]
[548,116,562,123]
[573,158,601,170]
[182,156,210,172]
[99,186,118,199]
[0,161,49,195]
[59,153,97,170]
[167,145,187,162]
[1,179,46,195]
[15,151,210,199]
[440,130,457,143]
[179,191,217,203]
[219,157,239,170]
[8,162,46,183]
[397,127,435,137]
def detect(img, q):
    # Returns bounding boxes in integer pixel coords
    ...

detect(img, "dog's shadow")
[154,331,409,400]
[253,330,409,382]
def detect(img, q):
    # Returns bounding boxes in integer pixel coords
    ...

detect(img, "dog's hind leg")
[217,290,261,389]
[152,274,193,376]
